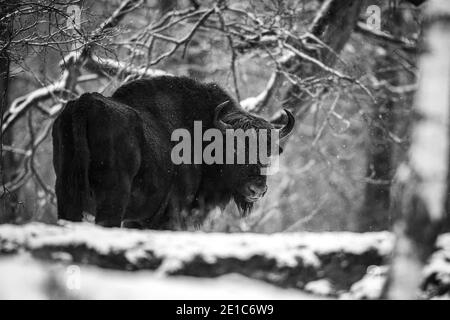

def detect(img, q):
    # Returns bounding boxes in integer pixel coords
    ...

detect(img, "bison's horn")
[279,109,295,140]
[214,100,233,132]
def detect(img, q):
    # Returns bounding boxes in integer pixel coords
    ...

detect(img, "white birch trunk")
[386,0,450,299]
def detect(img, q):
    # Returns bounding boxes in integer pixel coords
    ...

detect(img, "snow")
[1,223,449,299]
[0,222,394,273]
[341,266,388,300]
[304,279,334,296]
[0,257,49,299]
[0,255,320,300]
[423,233,450,291]
[436,233,450,251]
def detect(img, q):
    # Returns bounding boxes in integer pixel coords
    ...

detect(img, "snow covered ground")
[0,222,448,299]
[0,255,318,300]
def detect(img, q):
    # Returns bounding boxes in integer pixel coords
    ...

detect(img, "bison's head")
[213,101,295,216]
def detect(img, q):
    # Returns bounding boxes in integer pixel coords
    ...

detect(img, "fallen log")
[0,222,448,299]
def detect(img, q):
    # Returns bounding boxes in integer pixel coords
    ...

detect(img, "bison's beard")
[233,194,255,217]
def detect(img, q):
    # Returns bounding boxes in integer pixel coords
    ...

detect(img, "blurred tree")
[0,0,16,221]
[358,2,419,231]
[384,0,450,299]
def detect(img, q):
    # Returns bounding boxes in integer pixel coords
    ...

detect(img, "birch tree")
[384,0,450,299]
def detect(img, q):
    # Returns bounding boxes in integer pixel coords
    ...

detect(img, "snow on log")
[422,233,450,299]
[0,222,391,292]
[0,255,318,300]
[0,222,449,299]
[344,233,450,299]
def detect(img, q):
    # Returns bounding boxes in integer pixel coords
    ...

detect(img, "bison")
[52,76,294,229]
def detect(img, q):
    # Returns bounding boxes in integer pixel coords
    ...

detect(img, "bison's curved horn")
[278,109,295,140]
[214,100,233,132]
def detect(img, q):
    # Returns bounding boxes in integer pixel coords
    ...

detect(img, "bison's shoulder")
[112,76,231,105]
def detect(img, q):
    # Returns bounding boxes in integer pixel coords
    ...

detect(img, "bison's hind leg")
[91,170,133,228]
[55,180,83,222]
[53,113,83,222]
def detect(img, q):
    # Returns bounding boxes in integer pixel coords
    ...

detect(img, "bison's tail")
[53,98,91,222]
[71,99,91,211]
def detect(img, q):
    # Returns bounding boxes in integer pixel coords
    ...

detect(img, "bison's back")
[111,76,233,131]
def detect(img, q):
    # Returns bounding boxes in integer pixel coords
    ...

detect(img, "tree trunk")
[0,1,16,222]
[358,6,416,231]
[384,0,450,299]
[359,83,396,232]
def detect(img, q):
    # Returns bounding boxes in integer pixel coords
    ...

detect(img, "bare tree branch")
[1,0,146,202]
[85,55,170,79]
[240,0,365,116]
[356,21,417,52]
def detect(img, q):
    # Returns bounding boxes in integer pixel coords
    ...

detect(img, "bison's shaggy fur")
[53,76,294,229]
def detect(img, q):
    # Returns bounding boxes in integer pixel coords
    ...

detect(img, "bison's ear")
[214,101,233,132]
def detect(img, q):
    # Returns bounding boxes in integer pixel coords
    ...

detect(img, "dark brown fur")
[53,76,292,229]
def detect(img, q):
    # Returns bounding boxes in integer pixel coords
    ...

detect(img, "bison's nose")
[247,184,268,197]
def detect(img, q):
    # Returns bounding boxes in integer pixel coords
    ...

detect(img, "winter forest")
[0,0,450,300]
